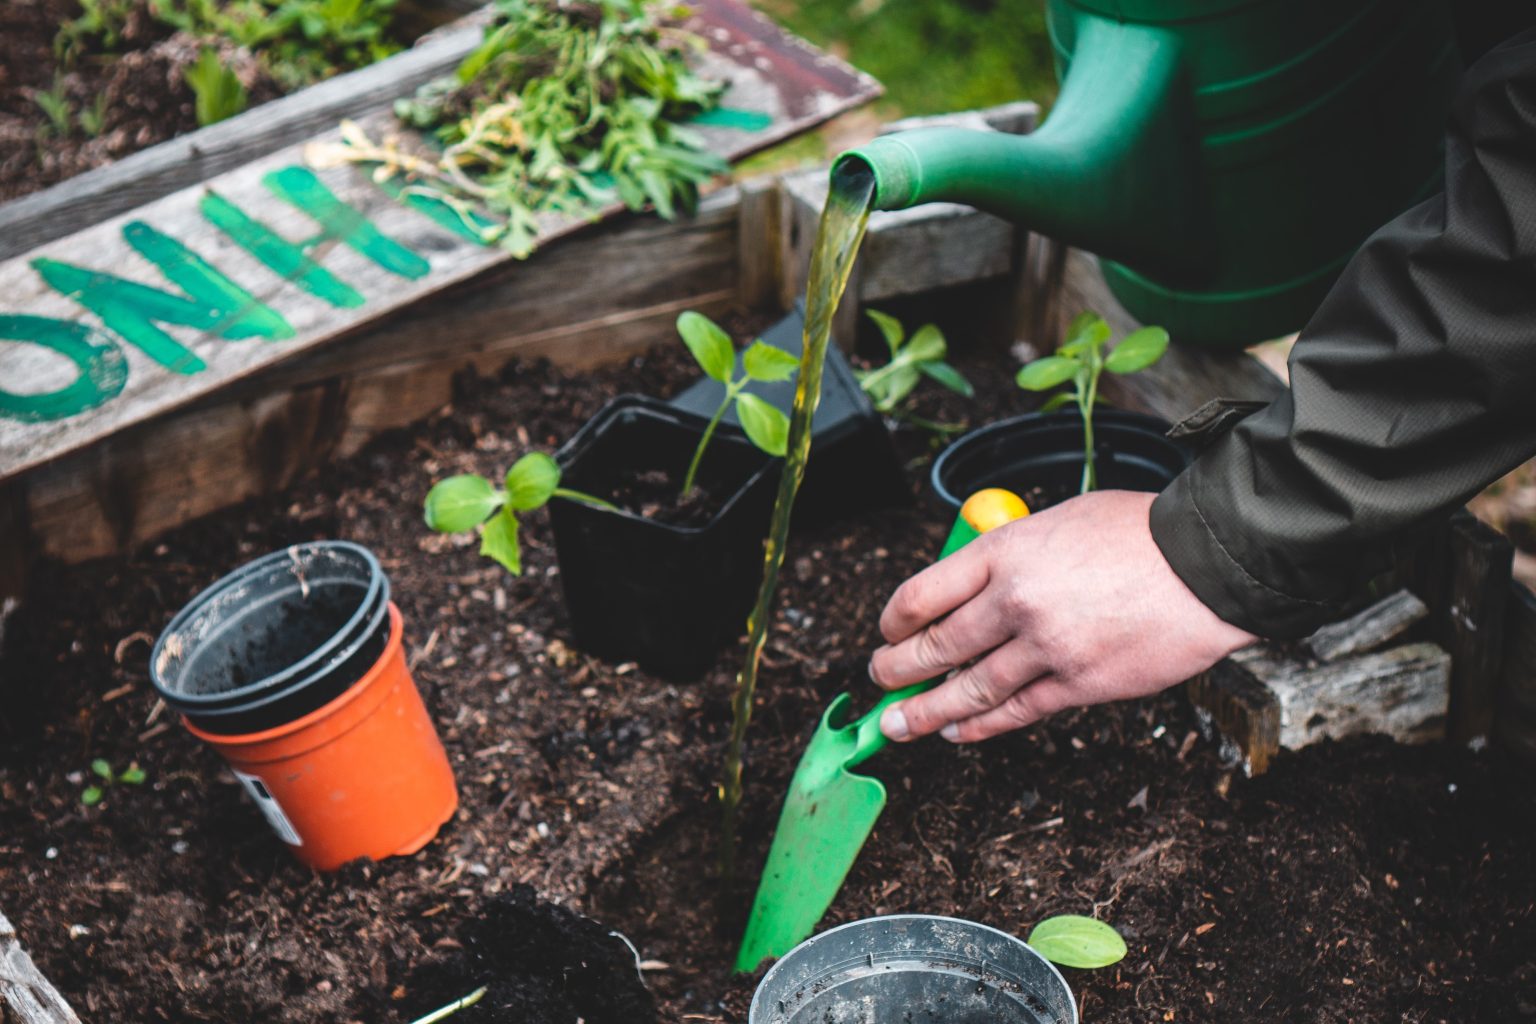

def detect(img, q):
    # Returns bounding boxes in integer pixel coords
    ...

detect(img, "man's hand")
[870,489,1256,743]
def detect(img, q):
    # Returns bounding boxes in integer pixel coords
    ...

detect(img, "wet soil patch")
[0,336,1532,1024]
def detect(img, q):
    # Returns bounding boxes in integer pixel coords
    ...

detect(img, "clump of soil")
[0,337,1532,1024]
[405,886,656,1024]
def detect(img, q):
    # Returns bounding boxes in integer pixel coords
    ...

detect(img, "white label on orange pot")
[233,770,303,846]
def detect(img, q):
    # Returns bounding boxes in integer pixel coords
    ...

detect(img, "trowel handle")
[847,488,1030,766]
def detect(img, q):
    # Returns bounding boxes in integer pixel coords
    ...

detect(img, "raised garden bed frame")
[1,95,1532,1018]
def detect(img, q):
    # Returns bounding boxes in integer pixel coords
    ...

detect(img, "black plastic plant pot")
[749,915,1077,1024]
[549,394,777,681]
[669,304,907,526]
[149,541,392,735]
[931,409,1192,511]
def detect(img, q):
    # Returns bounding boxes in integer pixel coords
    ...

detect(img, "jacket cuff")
[1150,470,1344,639]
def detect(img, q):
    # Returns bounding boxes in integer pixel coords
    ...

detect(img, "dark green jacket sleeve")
[1150,29,1536,638]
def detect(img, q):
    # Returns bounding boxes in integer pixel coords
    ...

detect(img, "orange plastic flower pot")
[185,604,458,870]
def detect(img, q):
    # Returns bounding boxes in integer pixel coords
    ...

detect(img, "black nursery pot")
[549,395,777,681]
[931,409,1192,510]
[669,304,907,526]
[149,541,392,735]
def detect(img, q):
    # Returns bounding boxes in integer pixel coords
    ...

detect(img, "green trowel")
[735,488,1030,973]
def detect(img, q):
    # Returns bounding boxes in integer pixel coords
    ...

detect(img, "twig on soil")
[608,928,648,984]
[407,985,487,1024]
[409,628,441,671]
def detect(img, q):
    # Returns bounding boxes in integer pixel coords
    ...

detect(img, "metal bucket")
[749,916,1077,1024]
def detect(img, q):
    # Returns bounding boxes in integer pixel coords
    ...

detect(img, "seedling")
[424,452,613,576]
[856,309,973,413]
[81,759,146,806]
[676,311,797,495]
[186,49,249,127]
[1026,914,1128,969]
[1015,311,1169,493]
[32,76,75,140]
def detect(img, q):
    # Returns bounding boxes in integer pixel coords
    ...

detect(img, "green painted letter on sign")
[33,220,294,375]
[0,315,128,422]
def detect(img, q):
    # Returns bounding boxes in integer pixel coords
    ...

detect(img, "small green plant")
[186,48,250,127]
[856,309,973,413]
[1026,914,1127,969]
[314,0,724,258]
[54,0,138,64]
[153,0,400,89]
[81,758,146,806]
[676,311,797,495]
[78,93,111,138]
[423,452,613,575]
[1015,311,1169,493]
[32,76,75,140]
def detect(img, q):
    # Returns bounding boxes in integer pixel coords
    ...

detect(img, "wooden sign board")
[0,0,879,483]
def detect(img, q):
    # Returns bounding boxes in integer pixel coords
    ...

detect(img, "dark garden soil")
[0,0,284,203]
[0,334,1533,1024]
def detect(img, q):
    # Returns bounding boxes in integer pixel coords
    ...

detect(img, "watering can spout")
[834,16,1206,280]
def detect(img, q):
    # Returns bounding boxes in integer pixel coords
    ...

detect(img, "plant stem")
[682,388,734,496]
[551,487,617,511]
[407,986,487,1024]
[1079,364,1100,493]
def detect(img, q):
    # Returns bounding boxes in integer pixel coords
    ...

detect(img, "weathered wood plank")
[18,188,743,564]
[1266,642,1450,750]
[0,9,493,263]
[1191,636,1451,776]
[0,913,81,1024]
[1443,514,1513,744]
[1187,658,1281,777]
[0,0,880,485]
[1496,582,1536,762]
[1306,588,1428,663]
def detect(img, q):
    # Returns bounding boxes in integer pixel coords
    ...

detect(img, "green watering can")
[736,488,1030,974]
[836,0,1460,347]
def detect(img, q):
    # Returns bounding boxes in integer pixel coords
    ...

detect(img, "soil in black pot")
[608,467,727,529]
[405,886,656,1024]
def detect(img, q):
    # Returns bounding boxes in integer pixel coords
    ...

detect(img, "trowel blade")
[735,693,889,974]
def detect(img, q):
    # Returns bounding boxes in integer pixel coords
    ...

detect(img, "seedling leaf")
[742,340,798,383]
[865,308,905,357]
[424,474,502,532]
[903,324,947,364]
[1027,915,1127,969]
[873,365,921,412]
[1059,312,1111,356]
[504,452,560,511]
[118,765,146,785]
[677,311,734,383]
[1105,326,1170,374]
[90,759,113,781]
[1016,356,1079,391]
[1038,391,1076,413]
[479,507,522,576]
[918,360,973,398]
[81,786,103,806]
[735,392,789,456]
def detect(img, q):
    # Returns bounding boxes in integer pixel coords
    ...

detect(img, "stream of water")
[720,160,875,874]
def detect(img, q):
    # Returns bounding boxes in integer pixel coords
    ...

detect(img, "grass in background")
[758,0,1056,116]
[738,0,1056,175]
